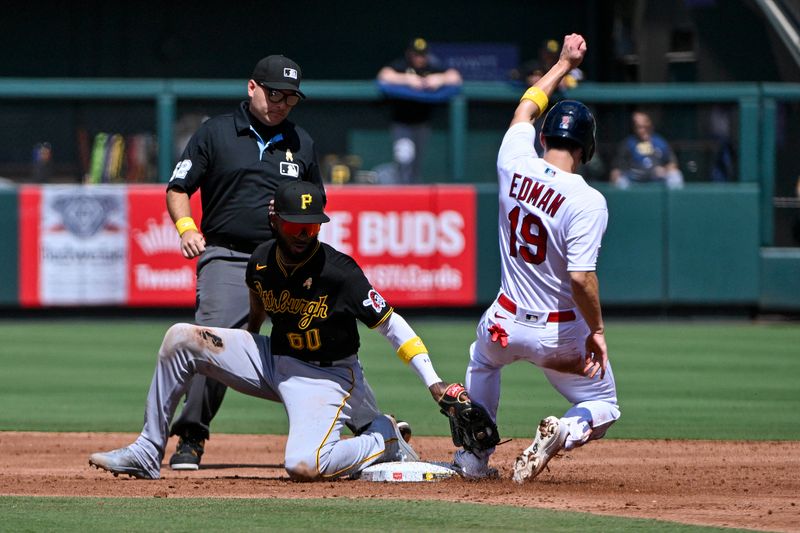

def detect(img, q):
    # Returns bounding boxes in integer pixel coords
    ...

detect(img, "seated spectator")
[376,38,462,184]
[610,111,684,189]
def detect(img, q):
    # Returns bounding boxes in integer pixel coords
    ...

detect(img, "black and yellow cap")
[274,181,329,223]
[408,37,429,54]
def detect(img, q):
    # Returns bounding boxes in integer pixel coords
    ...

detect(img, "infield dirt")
[1,432,798,532]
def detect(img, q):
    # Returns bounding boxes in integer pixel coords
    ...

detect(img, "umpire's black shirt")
[167,101,323,253]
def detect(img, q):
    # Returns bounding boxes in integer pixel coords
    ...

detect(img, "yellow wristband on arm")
[396,336,428,364]
[175,216,198,236]
[520,86,549,113]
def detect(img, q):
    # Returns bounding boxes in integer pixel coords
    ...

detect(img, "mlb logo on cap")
[251,55,305,98]
[559,115,572,129]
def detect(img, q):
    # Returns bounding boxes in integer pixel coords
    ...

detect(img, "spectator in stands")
[376,38,462,184]
[709,104,735,183]
[515,41,582,97]
[610,110,684,189]
[518,59,545,87]
[538,39,583,91]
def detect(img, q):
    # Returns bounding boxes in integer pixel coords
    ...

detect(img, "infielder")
[89,180,491,480]
[452,34,621,481]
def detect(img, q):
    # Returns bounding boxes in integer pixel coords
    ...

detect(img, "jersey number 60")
[287,328,322,351]
[508,206,548,264]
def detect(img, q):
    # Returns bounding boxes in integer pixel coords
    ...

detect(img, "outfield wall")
[1,184,798,311]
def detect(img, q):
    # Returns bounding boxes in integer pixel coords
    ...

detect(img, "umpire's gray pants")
[169,245,251,440]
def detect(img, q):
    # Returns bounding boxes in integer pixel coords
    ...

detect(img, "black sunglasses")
[258,83,301,107]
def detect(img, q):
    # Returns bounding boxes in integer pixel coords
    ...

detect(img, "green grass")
[0,497,751,532]
[1,318,798,440]
[2,317,797,532]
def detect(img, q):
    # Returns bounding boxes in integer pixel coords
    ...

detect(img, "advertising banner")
[20,185,127,306]
[19,184,476,308]
[127,185,201,306]
[20,184,202,307]
[321,185,476,306]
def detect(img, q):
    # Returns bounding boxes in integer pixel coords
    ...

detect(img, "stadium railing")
[0,79,797,246]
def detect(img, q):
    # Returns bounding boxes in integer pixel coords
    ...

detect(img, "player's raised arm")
[510,33,587,127]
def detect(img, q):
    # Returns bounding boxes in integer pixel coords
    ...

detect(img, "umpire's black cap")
[274,180,329,223]
[252,55,305,98]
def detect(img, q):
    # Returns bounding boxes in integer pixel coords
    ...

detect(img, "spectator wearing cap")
[518,59,545,87]
[539,38,583,91]
[377,38,462,183]
[164,54,325,470]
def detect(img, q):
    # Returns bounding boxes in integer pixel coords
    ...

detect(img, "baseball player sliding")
[89,180,496,480]
[452,33,621,481]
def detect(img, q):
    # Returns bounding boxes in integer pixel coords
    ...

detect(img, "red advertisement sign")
[18,185,41,307]
[320,185,476,306]
[19,184,476,308]
[127,185,201,306]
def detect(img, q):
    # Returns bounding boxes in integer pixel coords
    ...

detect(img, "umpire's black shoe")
[169,436,205,471]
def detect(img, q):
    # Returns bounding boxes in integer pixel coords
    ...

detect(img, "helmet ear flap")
[583,137,596,164]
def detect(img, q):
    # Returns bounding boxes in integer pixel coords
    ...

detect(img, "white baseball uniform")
[465,121,620,452]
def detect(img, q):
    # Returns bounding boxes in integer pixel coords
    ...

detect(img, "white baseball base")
[359,461,458,482]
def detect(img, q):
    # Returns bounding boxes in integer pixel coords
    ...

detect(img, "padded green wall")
[476,183,761,307]
[760,248,800,310]
[667,185,759,302]
[475,184,501,304]
[597,186,666,304]
[0,190,18,304]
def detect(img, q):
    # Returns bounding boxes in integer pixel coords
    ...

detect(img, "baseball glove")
[438,383,500,453]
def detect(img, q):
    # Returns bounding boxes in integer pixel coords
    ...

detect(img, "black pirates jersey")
[246,240,393,362]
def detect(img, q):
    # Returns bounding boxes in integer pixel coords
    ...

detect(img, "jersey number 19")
[508,206,548,264]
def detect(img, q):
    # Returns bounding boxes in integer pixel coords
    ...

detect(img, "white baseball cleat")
[452,449,498,480]
[89,446,158,480]
[512,416,567,484]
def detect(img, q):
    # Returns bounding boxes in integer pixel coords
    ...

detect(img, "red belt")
[497,293,576,322]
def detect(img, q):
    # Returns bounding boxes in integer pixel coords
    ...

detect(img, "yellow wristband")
[396,336,428,364]
[175,216,198,236]
[520,86,549,113]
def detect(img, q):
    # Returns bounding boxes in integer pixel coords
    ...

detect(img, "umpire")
[165,54,324,470]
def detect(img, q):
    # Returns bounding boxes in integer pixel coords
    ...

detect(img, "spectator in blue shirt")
[610,111,684,189]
